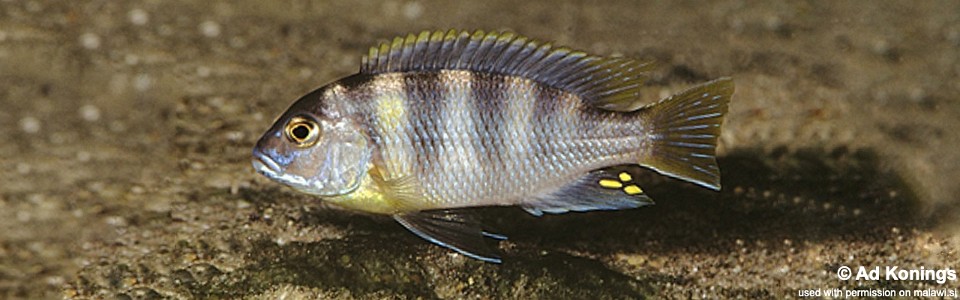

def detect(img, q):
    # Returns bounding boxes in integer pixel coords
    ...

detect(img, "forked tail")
[640,78,734,191]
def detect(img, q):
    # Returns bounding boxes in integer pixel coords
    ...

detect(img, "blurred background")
[1,0,958,298]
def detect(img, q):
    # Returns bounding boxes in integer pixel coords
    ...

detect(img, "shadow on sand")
[208,147,936,298]
[500,147,933,256]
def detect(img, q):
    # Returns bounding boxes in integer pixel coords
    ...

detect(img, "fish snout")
[252,148,283,178]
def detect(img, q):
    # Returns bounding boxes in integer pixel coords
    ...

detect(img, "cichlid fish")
[252,30,733,263]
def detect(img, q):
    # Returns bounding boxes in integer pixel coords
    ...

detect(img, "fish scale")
[368,71,643,208]
[252,30,733,262]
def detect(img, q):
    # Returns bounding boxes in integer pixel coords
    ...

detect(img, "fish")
[252,30,734,263]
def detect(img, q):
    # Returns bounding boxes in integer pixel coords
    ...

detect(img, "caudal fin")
[640,78,734,191]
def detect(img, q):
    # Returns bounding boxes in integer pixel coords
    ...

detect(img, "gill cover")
[305,118,372,196]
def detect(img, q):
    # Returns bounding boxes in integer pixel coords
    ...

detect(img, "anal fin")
[522,166,654,216]
[394,210,505,263]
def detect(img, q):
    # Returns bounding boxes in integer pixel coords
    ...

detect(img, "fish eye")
[284,116,320,147]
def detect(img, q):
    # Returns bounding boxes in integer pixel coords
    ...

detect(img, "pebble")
[207,97,226,107]
[134,74,153,91]
[19,116,41,133]
[224,131,244,142]
[402,1,423,20]
[79,104,101,122]
[45,275,65,286]
[236,200,251,209]
[79,33,101,50]
[128,8,149,25]
[204,174,232,189]
[199,21,222,38]
[105,216,128,227]
[130,186,145,194]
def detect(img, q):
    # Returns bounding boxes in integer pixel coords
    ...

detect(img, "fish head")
[252,86,372,197]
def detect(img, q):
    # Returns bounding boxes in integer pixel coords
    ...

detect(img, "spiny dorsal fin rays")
[360,29,655,110]
[425,31,445,70]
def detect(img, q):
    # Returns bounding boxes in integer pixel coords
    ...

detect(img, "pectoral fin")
[393,210,505,263]
[522,165,654,216]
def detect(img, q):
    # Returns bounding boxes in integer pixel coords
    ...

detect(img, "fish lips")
[252,149,283,179]
[251,150,315,192]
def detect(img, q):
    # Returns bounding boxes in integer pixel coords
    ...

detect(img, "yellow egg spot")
[599,179,623,189]
[618,172,632,182]
[623,185,643,195]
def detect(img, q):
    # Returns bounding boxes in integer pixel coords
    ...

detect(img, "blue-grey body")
[252,30,734,262]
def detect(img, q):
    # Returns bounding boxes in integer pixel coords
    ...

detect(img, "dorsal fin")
[360,30,654,109]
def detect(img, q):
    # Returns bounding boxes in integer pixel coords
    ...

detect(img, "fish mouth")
[251,149,330,196]
[252,150,282,178]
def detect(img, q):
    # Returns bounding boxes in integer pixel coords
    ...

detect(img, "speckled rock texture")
[1,1,958,299]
